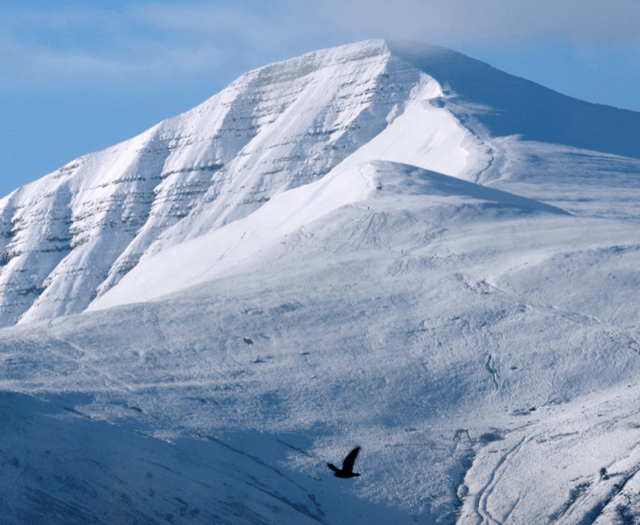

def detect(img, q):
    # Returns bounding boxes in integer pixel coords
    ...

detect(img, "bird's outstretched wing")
[327,463,339,473]
[342,447,360,472]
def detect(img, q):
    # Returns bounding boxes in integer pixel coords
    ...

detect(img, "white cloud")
[0,0,638,92]
[294,0,640,42]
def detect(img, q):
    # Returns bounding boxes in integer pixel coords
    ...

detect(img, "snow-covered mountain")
[0,40,431,325]
[2,39,640,524]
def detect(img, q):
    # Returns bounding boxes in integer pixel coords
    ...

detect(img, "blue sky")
[1,0,638,197]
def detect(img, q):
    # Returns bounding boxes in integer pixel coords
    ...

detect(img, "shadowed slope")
[371,161,570,215]
[389,40,640,160]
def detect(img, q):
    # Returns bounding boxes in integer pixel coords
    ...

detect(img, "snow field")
[1,39,640,524]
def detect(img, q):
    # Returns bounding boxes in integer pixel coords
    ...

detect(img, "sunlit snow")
[1,39,640,524]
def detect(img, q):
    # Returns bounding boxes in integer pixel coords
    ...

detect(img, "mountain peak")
[1,39,639,325]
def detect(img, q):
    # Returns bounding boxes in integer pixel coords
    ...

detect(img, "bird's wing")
[342,447,360,471]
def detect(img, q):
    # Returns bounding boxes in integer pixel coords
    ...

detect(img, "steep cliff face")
[1,40,441,326]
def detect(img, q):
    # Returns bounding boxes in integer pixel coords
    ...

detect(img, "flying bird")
[327,447,360,478]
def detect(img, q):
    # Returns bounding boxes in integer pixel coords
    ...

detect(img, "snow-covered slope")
[88,161,568,310]
[4,39,639,327]
[2,40,640,524]
[0,40,435,326]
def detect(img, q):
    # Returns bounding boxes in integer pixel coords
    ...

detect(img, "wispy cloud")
[0,0,638,92]
[295,0,640,43]
[0,4,239,91]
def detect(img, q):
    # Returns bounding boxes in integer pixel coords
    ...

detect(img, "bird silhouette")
[327,447,360,478]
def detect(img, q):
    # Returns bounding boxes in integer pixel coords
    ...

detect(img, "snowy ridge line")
[89,158,568,311]
[88,159,377,310]
[2,39,428,326]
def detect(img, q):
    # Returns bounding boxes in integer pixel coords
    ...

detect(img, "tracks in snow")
[484,354,499,392]
[472,436,529,525]
[457,400,640,525]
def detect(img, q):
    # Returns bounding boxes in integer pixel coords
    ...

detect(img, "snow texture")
[1,39,640,524]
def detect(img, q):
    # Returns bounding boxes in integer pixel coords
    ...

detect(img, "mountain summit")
[1,40,638,325]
